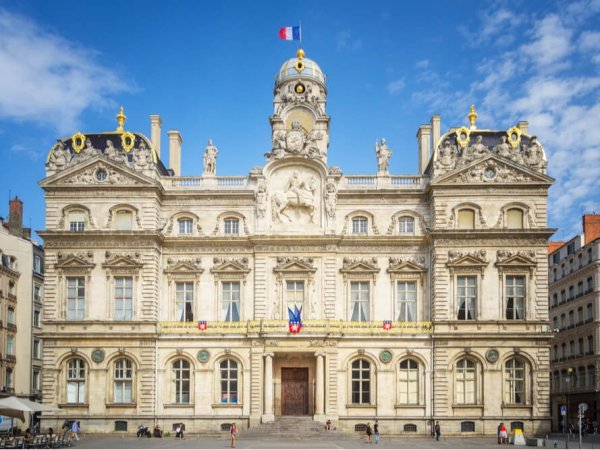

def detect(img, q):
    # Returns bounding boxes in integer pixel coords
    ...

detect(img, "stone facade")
[40,49,554,436]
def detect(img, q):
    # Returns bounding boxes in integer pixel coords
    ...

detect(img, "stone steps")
[246,417,344,438]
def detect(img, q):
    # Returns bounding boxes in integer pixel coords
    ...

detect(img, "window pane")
[506,209,524,228]
[350,282,369,321]
[67,277,85,320]
[115,211,133,230]
[457,276,476,320]
[176,282,194,322]
[457,210,475,229]
[397,281,417,321]
[398,217,415,233]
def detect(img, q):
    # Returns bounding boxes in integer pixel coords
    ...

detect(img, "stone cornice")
[430,229,556,240]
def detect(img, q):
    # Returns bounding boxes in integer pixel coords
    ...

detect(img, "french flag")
[279,26,301,41]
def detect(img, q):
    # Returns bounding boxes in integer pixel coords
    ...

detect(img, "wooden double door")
[281,367,309,416]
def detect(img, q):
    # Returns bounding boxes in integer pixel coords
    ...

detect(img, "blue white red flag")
[287,305,303,334]
[383,320,393,330]
[198,321,207,331]
[279,26,301,41]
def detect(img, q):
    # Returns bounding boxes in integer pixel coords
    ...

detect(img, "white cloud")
[579,30,600,63]
[0,8,132,134]
[387,78,405,95]
[336,30,363,52]
[520,15,572,71]
[415,59,429,69]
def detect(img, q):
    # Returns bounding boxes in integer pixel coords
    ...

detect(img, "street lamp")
[565,367,573,447]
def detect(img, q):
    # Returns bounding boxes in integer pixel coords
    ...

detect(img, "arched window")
[115,210,133,230]
[178,218,193,235]
[399,359,419,404]
[220,359,238,404]
[172,359,190,403]
[455,358,476,404]
[67,358,86,404]
[506,209,524,228]
[351,359,371,404]
[68,211,86,232]
[352,217,368,234]
[398,217,415,234]
[114,359,133,403]
[457,209,475,229]
[224,218,240,235]
[504,358,527,404]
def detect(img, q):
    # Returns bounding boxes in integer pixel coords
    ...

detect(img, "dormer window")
[69,211,85,232]
[398,217,415,234]
[115,210,133,231]
[224,218,239,235]
[457,209,475,229]
[352,217,368,234]
[506,209,524,229]
[178,218,193,235]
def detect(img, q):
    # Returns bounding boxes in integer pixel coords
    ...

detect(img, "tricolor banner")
[279,26,301,41]
[383,320,393,330]
[287,305,303,334]
[198,321,207,331]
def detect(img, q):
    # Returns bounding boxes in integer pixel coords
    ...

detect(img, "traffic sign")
[560,405,567,416]
[579,403,588,412]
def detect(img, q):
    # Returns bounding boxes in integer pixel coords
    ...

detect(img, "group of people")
[363,420,381,444]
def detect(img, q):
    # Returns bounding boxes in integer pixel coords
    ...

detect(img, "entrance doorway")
[281,367,309,415]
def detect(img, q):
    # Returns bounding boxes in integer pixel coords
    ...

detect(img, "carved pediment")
[495,250,537,273]
[446,250,488,275]
[211,257,251,274]
[102,251,143,270]
[55,252,95,270]
[432,155,553,186]
[165,258,204,274]
[40,157,155,188]
[273,256,317,273]
[340,257,380,274]
[387,257,427,273]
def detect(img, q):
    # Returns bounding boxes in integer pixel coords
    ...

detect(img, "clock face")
[295,83,305,94]
[486,349,499,363]
[379,350,393,364]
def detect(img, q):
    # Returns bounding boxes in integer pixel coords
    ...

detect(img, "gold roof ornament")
[296,48,305,59]
[116,106,127,132]
[294,48,306,72]
[468,104,478,130]
[506,126,522,149]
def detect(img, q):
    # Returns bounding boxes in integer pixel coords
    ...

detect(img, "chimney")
[417,124,432,175]
[431,115,441,153]
[517,121,529,135]
[583,214,600,245]
[168,130,183,176]
[8,196,23,237]
[150,115,162,159]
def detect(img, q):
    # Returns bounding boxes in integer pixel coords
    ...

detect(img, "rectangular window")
[588,303,593,320]
[178,219,193,234]
[350,281,370,322]
[6,336,14,356]
[396,281,417,321]
[578,307,584,324]
[457,276,477,320]
[32,370,40,390]
[506,276,525,320]
[552,253,560,264]
[352,217,368,234]
[33,339,41,359]
[457,209,475,229]
[33,310,41,328]
[34,284,41,301]
[114,277,133,320]
[286,280,305,312]
[222,281,240,322]
[588,277,594,292]
[224,218,239,235]
[69,212,85,232]
[66,277,85,320]
[175,282,194,322]
[115,211,133,230]
[567,242,575,255]
[579,338,585,355]
[578,281,584,296]
[589,336,594,353]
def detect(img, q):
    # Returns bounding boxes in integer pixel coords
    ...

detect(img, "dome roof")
[275,49,325,86]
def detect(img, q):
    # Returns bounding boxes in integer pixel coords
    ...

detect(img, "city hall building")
[40,49,555,435]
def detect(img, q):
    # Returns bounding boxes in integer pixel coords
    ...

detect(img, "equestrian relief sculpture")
[271,171,317,223]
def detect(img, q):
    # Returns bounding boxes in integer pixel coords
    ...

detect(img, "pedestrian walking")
[374,420,380,444]
[71,420,80,441]
[365,422,372,443]
[499,423,508,444]
[434,421,441,441]
[230,422,238,448]
[175,423,184,439]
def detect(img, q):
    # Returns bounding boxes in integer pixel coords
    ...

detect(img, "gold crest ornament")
[468,104,478,130]
[71,132,86,153]
[121,131,136,153]
[455,126,471,149]
[294,48,305,73]
[506,126,522,149]
[116,106,127,132]
[295,82,305,94]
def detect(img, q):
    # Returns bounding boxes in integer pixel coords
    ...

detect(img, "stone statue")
[203,139,218,176]
[104,140,129,166]
[435,138,457,170]
[79,138,98,161]
[132,141,153,171]
[462,135,488,164]
[47,139,71,171]
[325,182,337,219]
[493,135,523,165]
[523,136,546,172]
[255,181,268,219]
[265,122,325,161]
[376,138,392,174]
[271,171,317,223]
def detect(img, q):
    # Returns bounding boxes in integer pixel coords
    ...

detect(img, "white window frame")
[455,358,477,404]
[66,277,85,320]
[115,210,133,231]
[222,281,241,322]
[504,357,527,405]
[114,277,133,320]
[66,358,86,404]
[178,218,193,235]
[398,359,419,405]
[224,218,240,235]
[219,359,239,404]
[350,281,370,322]
[172,359,191,404]
[33,339,41,359]
[398,216,415,234]
[456,276,477,320]
[68,211,85,232]
[175,282,194,322]
[350,358,372,405]
[352,217,368,234]
[396,281,417,322]
[286,280,305,315]
[505,275,526,320]
[113,358,133,404]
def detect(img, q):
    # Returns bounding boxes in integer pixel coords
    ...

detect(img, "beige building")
[40,49,554,436]
[0,197,44,415]
[549,215,600,431]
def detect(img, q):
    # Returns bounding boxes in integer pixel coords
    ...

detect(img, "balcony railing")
[159,320,433,336]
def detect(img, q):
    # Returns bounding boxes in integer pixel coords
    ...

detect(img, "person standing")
[499,423,508,444]
[230,423,238,448]
[434,421,441,441]
[71,420,80,441]
[374,420,380,444]
[365,422,372,443]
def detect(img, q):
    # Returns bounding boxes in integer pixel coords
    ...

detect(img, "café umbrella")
[0,397,57,423]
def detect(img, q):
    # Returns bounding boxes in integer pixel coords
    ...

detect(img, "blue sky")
[1,0,599,242]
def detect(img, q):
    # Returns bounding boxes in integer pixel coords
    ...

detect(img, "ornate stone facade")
[40,49,554,436]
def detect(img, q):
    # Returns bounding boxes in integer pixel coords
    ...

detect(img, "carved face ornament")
[285,129,305,153]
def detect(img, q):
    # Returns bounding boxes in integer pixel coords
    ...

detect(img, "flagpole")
[299,20,302,48]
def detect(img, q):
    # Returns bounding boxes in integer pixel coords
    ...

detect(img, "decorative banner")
[198,321,208,331]
[383,320,393,330]
[287,305,303,334]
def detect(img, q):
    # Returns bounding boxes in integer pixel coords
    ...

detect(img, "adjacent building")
[40,49,555,435]
[549,214,600,431]
[0,197,45,411]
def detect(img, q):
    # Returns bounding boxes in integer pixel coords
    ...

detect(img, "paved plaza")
[69,433,600,449]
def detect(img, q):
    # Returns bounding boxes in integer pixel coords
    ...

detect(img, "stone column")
[315,352,325,418]
[262,353,275,423]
